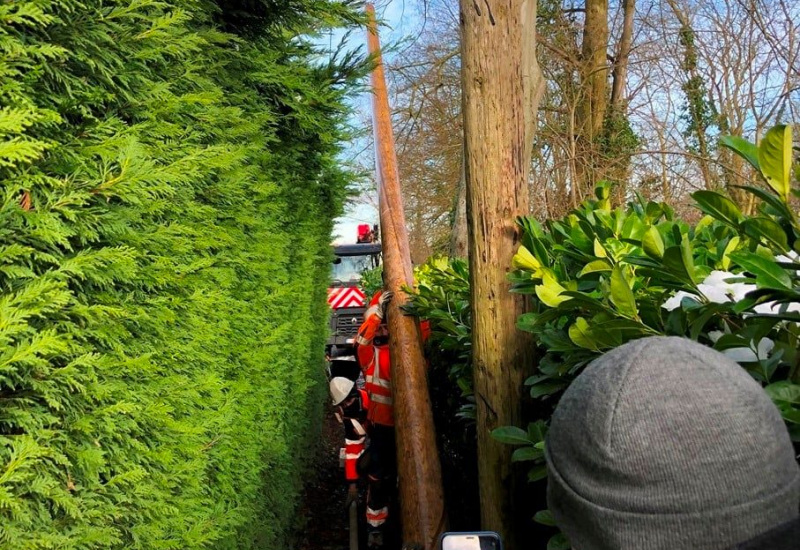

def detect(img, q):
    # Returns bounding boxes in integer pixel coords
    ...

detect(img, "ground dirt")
[295,410,352,550]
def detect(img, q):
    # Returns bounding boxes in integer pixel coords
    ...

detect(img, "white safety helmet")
[330,377,355,406]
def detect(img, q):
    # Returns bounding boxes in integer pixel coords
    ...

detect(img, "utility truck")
[326,224,381,362]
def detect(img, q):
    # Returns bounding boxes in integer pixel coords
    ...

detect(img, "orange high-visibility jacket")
[354,291,432,428]
[355,291,394,427]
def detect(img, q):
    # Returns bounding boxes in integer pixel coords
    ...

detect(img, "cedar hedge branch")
[0,1,365,548]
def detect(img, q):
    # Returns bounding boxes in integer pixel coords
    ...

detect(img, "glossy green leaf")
[691,190,743,227]
[535,273,570,307]
[568,318,600,350]
[530,237,551,267]
[511,446,544,462]
[689,305,724,341]
[694,215,715,234]
[533,510,556,527]
[642,225,665,259]
[530,381,567,398]
[663,203,675,221]
[720,135,760,171]
[578,259,612,277]
[595,182,611,200]
[547,533,571,550]
[593,238,607,258]
[730,251,792,290]
[765,381,800,404]
[610,265,638,318]
[645,201,663,221]
[663,242,696,284]
[758,125,793,200]
[527,421,547,443]
[512,245,541,271]
[528,464,549,483]
[733,185,794,221]
[568,224,593,252]
[672,224,684,245]
[722,236,740,270]
[621,213,646,240]
[680,238,696,282]
[491,426,531,446]
[741,217,790,252]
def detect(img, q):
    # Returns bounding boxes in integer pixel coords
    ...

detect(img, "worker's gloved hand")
[345,483,358,507]
[376,291,394,319]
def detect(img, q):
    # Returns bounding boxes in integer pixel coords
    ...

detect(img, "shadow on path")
[295,409,351,550]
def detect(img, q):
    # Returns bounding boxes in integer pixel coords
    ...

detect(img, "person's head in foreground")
[545,336,800,550]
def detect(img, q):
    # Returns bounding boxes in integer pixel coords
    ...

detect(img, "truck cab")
[326,226,381,361]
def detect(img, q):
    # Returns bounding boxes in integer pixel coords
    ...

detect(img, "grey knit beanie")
[545,336,800,550]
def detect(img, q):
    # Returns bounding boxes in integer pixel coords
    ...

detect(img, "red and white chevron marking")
[327,286,366,309]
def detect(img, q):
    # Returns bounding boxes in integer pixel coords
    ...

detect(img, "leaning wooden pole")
[366,5,446,549]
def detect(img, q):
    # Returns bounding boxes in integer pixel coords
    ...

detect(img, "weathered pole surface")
[460,0,542,548]
[449,152,468,258]
[366,5,447,550]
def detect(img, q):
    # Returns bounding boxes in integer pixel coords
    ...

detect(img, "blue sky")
[327,0,422,245]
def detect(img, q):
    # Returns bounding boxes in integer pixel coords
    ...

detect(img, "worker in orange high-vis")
[354,289,395,549]
[330,377,369,509]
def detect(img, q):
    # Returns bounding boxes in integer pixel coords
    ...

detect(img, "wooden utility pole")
[366,6,446,550]
[450,153,468,258]
[460,0,542,548]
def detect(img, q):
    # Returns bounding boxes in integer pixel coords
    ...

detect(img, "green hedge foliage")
[359,264,383,298]
[409,125,800,549]
[505,124,800,550]
[511,125,800,435]
[411,126,800,445]
[402,258,473,419]
[0,1,362,548]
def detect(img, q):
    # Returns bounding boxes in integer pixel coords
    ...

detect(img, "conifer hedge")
[0,1,362,548]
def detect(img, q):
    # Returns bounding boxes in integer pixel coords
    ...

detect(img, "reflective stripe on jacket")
[363,345,393,426]
[366,505,389,527]
[340,389,369,481]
